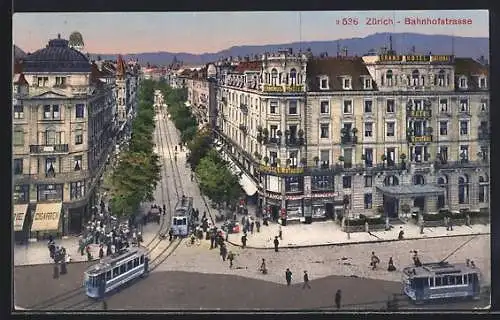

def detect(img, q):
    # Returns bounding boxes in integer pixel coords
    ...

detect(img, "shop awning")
[376,185,444,198]
[239,173,258,196]
[31,202,63,232]
[13,204,29,232]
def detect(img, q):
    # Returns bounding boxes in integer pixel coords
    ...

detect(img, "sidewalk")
[225,220,490,249]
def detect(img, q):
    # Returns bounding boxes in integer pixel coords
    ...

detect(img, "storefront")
[286,198,303,218]
[13,204,29,242]
[30,202,63,240]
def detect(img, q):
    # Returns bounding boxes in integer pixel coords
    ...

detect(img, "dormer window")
[479,76,487,89]
[386,70,393,86]
[412,70,420,86]
[290,68,297,85]
[438,70,445,86]
[364,78,372,89]
[459,76,468,89]
[37,77,49,87]
[343,77,352,90]
[319,76,329,90]
[55,77,66,86]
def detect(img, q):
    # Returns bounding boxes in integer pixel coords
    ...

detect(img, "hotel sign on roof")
[378,55,454,63]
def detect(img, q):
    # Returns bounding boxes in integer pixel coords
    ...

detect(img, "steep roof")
[116,54,127,76]
[454,58,488,91]
[306,56,376,91]
[234,61,261,73]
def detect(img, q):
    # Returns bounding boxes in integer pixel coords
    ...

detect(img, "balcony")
[263,85,284,93]
[29,144,69,154]
[238,124,247,134]
[285,137,304,147]
[284,85,304,93]
[221,97,227,104]
[408,135,433,144]
[240,103,248,114]
[408,109,432,118]
[305,163,406,175]
[341,135,358,145]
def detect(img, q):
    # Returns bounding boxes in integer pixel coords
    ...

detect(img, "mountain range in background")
[16,32,489,66]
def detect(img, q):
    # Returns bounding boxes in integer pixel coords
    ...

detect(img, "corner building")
[214,50,489,223]
[12,35,116,238]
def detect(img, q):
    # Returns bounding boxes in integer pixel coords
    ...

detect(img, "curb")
[14,260,95,268]
[225,232,490,250]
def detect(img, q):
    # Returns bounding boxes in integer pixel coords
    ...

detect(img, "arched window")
[437,175,449,208]
[478,175,489,203]
[384,175,399,186]
[458,175,469,204]
[271,68,278,85]
[438,69,445,86]
[290,68,297,85]
[413,174,425,185]
[386,70,393,86]
[412,70,420,86]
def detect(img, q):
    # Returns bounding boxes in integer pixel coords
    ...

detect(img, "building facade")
[185,65,218,128]
[12,35,117,237]
[212,50,489,223]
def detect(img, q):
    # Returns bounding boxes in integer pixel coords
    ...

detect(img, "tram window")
[464,274,468,284]
[467,274,473,283]
[127,261,133,270]
[182,218,187,225]
[106,271,112,280]
[140,255,144,264]
[456,276,463,285]
[120,265,126,273]
[449,276,456,285]
[134,258,139,267]
[429,278,434,287]
[442,276,448,285]
[97,274,105,284]
[435,277,442,286]
[113,267,119,277]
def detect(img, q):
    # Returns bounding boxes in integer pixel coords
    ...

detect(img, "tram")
[83,247,149,299]
[171,196,194,237]
[402,262,481,304]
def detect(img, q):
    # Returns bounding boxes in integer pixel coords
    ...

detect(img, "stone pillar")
[63,207,70,237]
[281,177,286,210]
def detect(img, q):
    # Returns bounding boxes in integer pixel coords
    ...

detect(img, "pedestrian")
[278,224,283,240]
[102,300,108,310]
[302,271,311,289]
[335,289,342,309]
[221,244,228,261]
[227,251,235,268]
[210,233,215,249]
[99,245,104,259]
[163,204,167,216]
[241,233,247,248]
[259,258,267,274]
[370,251,380,270]
[168,228,173,241]
[250,221,255,234]
[388,257,396,272]
[398,228,404,240]
[256,220,261,233]
[285,268,292,286]
[274,236,280,252]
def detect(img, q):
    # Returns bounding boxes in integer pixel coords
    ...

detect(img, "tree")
[187,130,212,170]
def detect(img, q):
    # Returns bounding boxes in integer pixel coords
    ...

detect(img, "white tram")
[171,197,193,237]
[84,247,149,299]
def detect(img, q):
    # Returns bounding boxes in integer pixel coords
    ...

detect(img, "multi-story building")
[213,49,489,223]
[12,34,117,238]
[115,55,140,143]
[185,64,218,128]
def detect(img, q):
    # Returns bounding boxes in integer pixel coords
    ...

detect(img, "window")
[13,129,24,146]
[285,176,303,192]
[386,70,393,86]
[290,69,297,85]
[271,68,278,85]
[320,124,329,139]
[460,145,469,161]
[45,129,56,145]
[479,77,486,89]
[75,129,83,145]
[343,78,351,90]
[458,175,469,204]
[364,78,372,89]
[460,99,469,112]
[459,77,467,88]
[74,155,82,171]
[52,105,60,119]
[320,101,329,114]
[134,258,139,267]
[413,175,425,185]
[438,70,445,86]
[386,148,396,166]
[120,265,126,273]
[343,100,352,114]
[364,122,373,137]
[127,261,133,270]
[37,77,48,87]
[364,100,372,113]
[439,146,449,162]
[288,100,298,115]
[270,101,278,114]
[439,99,448,112]
[460,121,469,136]
[14,105,24,119]
[14,159,23,175]
[320,77,329,89]
[43,105,51,119]
[71,181,85,200]
[76,104,85,118]
[45,157,57,177]
[384,175,399,186]
[364,175,372,187]
[364,148,373,167]
[386,99,395,113]
[311,176,334,191]
[113,267,119,277]
[439,121,448,136]
[479,175,489,203]
[386,122,395,137]
[55,77,66,86]
[435,277,442,286]
[364,193,373,209]
[342,176,352,189]
[412,70,420,86]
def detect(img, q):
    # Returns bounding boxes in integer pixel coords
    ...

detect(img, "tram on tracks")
[171,196,193,237]
[84,247,149,299]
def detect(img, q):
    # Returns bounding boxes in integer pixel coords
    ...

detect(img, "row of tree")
[157,82,242,209]
[109,79,162,218]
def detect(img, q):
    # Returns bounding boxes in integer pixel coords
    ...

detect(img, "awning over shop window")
[31,202,63,232]
[376,185,444,198]
[13,204,29,232]
[239,173,258,196]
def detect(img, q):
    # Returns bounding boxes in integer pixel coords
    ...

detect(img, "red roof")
[116,54,127,76]
[13,73,28,85]
[234,61,261,73]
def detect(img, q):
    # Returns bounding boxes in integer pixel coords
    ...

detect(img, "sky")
[13,10,489,54]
